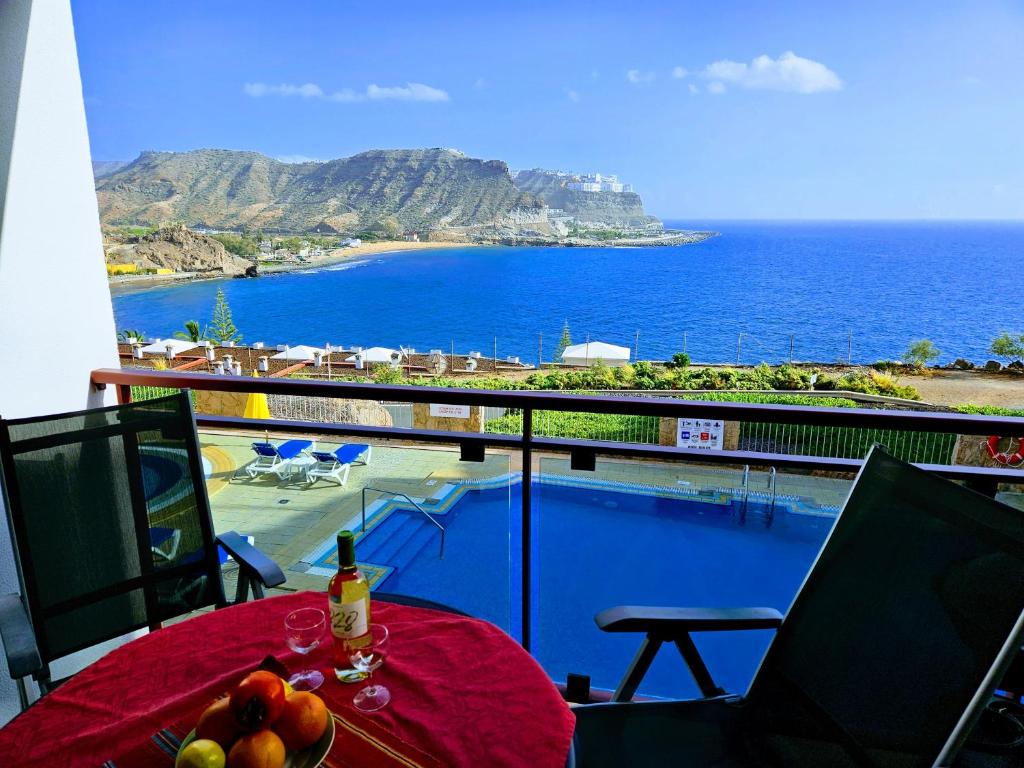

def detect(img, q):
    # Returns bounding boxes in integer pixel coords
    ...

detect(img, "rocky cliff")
[512,169,662,229]
[105,224,255,276]
[96,148,538,233]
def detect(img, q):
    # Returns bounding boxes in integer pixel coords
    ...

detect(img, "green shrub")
[631,360,659,389]
[371,364,404,384]
[210,232,259,256]
[902,339,940,369]
[990,332,1024,364]
[666,352,691,369]
[871,360,903,373]
[836,371,920,400]
[954,404,1024,418]
[811,371,836,390]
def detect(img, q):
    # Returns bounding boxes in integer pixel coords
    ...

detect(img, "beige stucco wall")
[195,389,249,417]
[412,402,484,433]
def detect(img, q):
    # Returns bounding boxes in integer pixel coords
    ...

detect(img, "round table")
[0,592,575,767]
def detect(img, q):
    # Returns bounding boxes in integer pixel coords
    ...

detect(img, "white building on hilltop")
[566,172,630,193]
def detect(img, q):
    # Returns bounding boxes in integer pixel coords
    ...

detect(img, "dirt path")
[899,370,1024,408]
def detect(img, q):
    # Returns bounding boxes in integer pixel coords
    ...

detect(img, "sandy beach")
[108,239,477,289]
[257,240,477,275]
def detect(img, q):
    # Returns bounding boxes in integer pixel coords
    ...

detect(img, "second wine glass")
[285,607,326,691]
[349,624,390,712]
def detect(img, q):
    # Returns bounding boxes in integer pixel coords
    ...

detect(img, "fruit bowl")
[178,714,335,768]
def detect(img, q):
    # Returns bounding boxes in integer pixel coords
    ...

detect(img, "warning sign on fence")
[676,418,724,451]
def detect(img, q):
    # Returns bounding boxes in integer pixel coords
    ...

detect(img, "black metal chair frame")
[572,447,1024,767]
[0,392,285,708]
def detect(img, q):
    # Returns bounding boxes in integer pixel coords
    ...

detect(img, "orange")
[227,730,285,768]
[196,698,240,749]
[272,692,328,751]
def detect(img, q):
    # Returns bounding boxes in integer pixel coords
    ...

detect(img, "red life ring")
[984,436,1024,467]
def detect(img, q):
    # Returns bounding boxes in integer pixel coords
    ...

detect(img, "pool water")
[141,452,185,501]
[363,481,834,699]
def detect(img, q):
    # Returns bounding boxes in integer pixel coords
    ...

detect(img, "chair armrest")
[0,594,42,679]
[217,531,286,589]
[595,606,783,635]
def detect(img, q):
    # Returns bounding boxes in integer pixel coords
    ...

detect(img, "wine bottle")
[328,530,371,667]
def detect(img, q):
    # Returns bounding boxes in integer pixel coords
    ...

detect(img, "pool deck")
[199,429,870,597]
[202,432,512,593]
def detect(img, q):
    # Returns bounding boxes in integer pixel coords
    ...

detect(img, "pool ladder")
[738,466,776,528]
[361,486,446,559]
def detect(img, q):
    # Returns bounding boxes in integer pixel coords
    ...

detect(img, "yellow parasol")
[243,371,271,420]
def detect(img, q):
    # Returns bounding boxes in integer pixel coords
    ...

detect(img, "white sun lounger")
[244,439,314,480]
[305,443,372,487]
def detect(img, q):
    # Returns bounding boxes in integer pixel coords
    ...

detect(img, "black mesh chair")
[0,392,285,709]
[570,447,1024,767]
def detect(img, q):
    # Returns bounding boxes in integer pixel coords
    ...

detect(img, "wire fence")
[131,385,193,403]
[132,385,958,465]
[483,409,959,465]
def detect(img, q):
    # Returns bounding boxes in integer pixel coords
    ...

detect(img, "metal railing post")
[522,407,533,653]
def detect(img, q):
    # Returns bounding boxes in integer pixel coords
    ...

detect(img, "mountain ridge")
[96,148,539,233]
[95,148,663,236]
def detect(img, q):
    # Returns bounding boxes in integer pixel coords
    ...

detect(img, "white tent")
[561,341,631,367]
[270,344,324,360]
[345,346,402,363]
[140,338,201,356]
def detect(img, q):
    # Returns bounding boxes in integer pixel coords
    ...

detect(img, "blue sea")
[109,221,1023,365]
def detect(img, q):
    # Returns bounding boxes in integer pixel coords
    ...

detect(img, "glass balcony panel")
[534,454,851,699]
[198,429,516,633]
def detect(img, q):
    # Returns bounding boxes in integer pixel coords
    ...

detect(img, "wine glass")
[349,624,390,712]
[285,608,326,691]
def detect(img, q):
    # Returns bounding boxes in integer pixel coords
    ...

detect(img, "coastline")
[106,231,716,292]
[107,239,478,291]
[258,239,479,275]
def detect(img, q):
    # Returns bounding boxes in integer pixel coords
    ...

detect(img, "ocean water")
[109,221,1023,365]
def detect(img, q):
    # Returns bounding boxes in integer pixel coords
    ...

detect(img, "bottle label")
[329,596,368,638]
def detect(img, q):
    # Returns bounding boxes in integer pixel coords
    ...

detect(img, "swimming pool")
[141,452,185,501]
[351,478,836,699]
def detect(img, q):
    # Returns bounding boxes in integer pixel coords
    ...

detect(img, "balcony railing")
[90,367,1024,669]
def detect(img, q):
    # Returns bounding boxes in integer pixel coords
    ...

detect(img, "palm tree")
[118,328,146,343]
[174,320,205,343]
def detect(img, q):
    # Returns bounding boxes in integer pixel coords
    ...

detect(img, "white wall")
[0,0,119,724]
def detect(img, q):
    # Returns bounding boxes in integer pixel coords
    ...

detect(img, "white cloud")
[367,82,450,102]
[672,66,688,79]
[243,82,324,98]
[473,77,486,90]
[276,154,323,164]
[626,69,656,84]
[566,89,581,103]
[707,81,726,95]
[701,51,841,94]
[688,83,700,95]
[243,81,450,103]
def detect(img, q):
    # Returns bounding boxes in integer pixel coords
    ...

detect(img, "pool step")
[358,510,443,569]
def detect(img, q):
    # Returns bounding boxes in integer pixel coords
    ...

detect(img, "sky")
[72,0,1024,219]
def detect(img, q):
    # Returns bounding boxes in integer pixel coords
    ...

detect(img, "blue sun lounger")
[305,443,372,487]
[245,439,314,480]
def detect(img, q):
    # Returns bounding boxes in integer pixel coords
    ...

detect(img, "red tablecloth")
[0,592,575,767]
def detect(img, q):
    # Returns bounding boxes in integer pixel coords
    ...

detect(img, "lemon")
[176,738,226,768]
[282,677,294,695]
